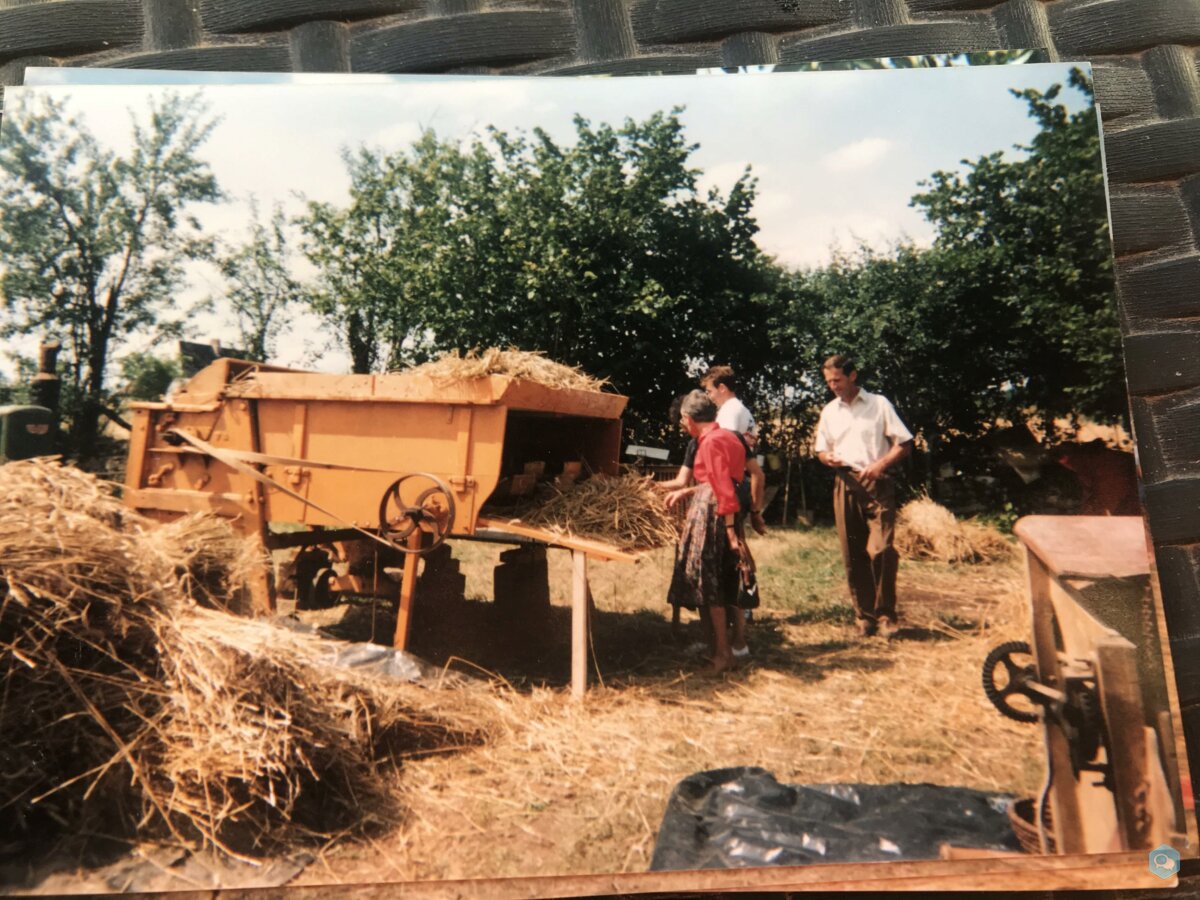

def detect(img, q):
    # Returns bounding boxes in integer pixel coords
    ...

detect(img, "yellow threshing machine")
[124,358,637,695]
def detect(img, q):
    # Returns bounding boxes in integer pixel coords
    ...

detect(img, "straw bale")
[0,459,491,858]
[896,496,1015,563]
[403,348,609,393]
[141,514,266,609]
[513,474,678,551]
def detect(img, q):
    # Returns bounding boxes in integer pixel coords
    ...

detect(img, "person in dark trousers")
[813,356,913,639]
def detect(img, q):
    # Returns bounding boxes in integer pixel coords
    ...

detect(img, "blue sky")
[1,64,1096,375]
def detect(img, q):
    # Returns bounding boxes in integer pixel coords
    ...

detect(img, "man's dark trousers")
[832,472,898,623]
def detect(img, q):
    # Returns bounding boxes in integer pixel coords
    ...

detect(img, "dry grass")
[298,530,1044,885]
[896,496,1016,564]
[510,474,679,552]
[402,348,609,393]
[0,459,497,860]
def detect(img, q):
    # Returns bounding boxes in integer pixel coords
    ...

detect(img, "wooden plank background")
[0,0,1197,894]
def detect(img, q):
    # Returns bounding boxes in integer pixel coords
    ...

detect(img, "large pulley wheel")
[982,640,1041,724]
[378,473,456,554]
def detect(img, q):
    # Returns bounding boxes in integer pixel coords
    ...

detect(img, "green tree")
[0,92,222,458]
[300,111,783,440]
[909,68,1119,433]
[215,200,301,362]
[806,68,1117,471]
[117,351,180,403]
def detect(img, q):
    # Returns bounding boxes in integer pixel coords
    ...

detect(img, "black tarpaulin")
[650,767,1022,871]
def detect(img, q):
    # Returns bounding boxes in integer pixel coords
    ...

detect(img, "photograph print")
[0,61,1190,893]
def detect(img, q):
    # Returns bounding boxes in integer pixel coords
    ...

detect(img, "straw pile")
[0,459,487,858]
[514,474,678,552]
[896,496,1015,563]
[404,348,609,393]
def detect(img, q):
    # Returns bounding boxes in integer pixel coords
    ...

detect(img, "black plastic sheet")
[650,767,1022,871]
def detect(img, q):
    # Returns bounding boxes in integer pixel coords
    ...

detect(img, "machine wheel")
[297,566,337,611]
[378,473,456,554]
[982,640,1041,724]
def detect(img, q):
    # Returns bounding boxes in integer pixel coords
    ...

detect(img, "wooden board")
[1014,516,1151,580]
[474,515,640,563]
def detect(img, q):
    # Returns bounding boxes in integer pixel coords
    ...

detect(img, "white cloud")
[756,211,929,270]
[371,120,425,150]
[821,137,892,173]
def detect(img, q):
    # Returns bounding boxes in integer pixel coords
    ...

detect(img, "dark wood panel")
[351,10,576,72]
[779,20,1000,62]
[290,21,351,72]
[546,51,720,75]
[1104,116,1200,183]
[630,0,846,44]
[1116,253,1200,322]
[144,0,202,51]
[1109,186,1191,257]
[1131,390,1200,483]
[571,0,636,62]
[1048,0,1200,56]
[1180,172,1200,246]
[721,31,780,67]
[0,55,55,88]
[992,0,1054,58]
[1144,43,1200,119]
[910,0,999,11]
[1154,544,1200,643]
[0,0,143,60]
[98,43,292,71]
[1091,59,1157,123]
[1123,331,1200,395]
[853,0,910,29]
[1144,476,1200,543]
[198,0,420,35]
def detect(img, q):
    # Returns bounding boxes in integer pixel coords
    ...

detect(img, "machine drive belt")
[166,427,415,553]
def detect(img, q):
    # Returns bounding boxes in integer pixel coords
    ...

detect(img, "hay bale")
[896,496,1014,564]
[511,473,678,552]
[403,348,609,393]
[0,459,488,858]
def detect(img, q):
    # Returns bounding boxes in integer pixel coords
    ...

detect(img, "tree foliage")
[300,111,780,437]
[118,351,181,403]
[907,68,1119,433]
[812,69,1117,457]
[0,92,221,457]
[215,200,301,362]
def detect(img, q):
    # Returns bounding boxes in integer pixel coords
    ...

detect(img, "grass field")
[293,524,1045,885]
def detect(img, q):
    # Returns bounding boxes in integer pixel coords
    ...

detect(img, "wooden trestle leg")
[393,529,425,651]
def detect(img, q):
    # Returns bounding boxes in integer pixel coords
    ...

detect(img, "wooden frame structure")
[1013,515,1188,855]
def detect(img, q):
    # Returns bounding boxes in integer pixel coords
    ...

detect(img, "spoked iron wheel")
[377,473,456,554]
[981,640,1041,724]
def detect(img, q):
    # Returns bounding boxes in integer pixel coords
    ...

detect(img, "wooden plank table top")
[1014,516,1150,581]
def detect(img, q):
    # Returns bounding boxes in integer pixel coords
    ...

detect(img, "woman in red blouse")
[665,390,747,674]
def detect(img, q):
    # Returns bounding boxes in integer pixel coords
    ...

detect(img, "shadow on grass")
[300,593,897,693]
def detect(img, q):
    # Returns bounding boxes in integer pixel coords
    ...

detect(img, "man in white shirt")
[814,355,913,638]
